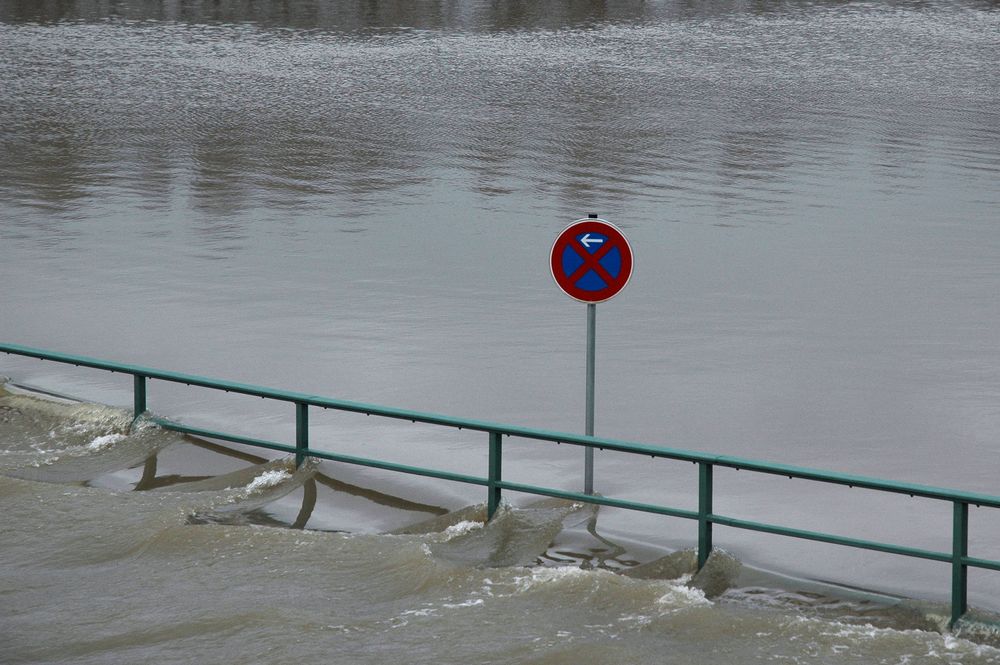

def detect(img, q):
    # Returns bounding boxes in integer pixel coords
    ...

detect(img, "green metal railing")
[2,342,998,628]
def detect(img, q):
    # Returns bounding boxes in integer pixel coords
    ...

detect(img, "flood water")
[2,0,1000,662]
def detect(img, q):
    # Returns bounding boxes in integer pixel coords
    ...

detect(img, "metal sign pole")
[585,302,596,494]
[550,213,631,496]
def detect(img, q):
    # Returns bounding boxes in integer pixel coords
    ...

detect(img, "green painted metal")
[698,463,713,569]
[953,502,969,628]
[152,418,301,456]
[4,341,1000,628]
[488,431,502,519]
[496,480,700,520]
[965,555,1000,573]
[710,514,952,564]
[3,343,996,507]
[295,402,308,468]
[152,417,488,487]
[133,374,146,420]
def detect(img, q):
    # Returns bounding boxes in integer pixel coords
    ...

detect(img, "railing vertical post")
[698,462,714,570]
[133,374,147,420]
[951,500,969,629]
[295,402,309,468]
[488,431,502,520]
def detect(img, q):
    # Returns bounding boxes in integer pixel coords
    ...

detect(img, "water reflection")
[131,440,447,528]
[1,0,1000,622]
[1,1,997,225]
[0,0,654,30]
[13,0,985,30]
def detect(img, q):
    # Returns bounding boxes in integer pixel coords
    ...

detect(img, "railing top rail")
[4,341,1000,509]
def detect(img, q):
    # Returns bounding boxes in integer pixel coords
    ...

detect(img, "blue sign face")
[559,232,623,292]
[550,219,633,303]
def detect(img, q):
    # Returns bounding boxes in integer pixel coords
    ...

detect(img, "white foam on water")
[243,469,291,494]
[654,582,711,610]
[441,598,484,609]
[510,565,597,593]
[86,433,127,451]
[441,520,483,539]
[617,613,654,628]
[790,615,1000,662]
[930,633,1000,662]
[501,565,715,617]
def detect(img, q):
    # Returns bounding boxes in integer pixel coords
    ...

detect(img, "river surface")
[2,0,1000,662]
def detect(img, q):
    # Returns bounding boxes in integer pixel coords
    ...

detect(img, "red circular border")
[550,219,633,303]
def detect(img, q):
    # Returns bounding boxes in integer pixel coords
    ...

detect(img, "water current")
[2,1,1000,662]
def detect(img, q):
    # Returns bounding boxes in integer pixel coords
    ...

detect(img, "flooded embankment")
[3,384,1000,664]
[3,0,999,661]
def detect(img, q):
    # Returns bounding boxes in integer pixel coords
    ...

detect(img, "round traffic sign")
[550,218,633,303]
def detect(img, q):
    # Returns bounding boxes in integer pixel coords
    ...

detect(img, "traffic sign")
[550,218,633,303]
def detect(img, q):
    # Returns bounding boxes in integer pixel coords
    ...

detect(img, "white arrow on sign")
[579,233,604,248]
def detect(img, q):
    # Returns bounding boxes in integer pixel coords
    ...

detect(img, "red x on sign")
[550,218,633,303]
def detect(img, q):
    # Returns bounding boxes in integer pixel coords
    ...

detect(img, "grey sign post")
[550,214,634,494]
[585,301,596,493]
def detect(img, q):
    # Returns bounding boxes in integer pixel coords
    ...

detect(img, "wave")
[0,384,173,482]
[4,465,1000,663]
[4,384,1000,661]
[176,457,318,524]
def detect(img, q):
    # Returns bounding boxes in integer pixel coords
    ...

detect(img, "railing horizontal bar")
[965,556,1000,573]
[705,458,1000,508]
[498,481,700,520]
[307,449,488,487]
[11,342,1000,629]
[710,514,953,563]
[146,421,1000,573]
[153,418,488,487]
[156,419,299,455]
[5,342,1000,508]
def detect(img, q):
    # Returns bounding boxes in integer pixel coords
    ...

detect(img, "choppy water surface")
[2,0,1000,662]
[3,388,1000,664]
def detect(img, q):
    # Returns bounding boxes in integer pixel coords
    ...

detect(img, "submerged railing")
[2,342,998,628]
